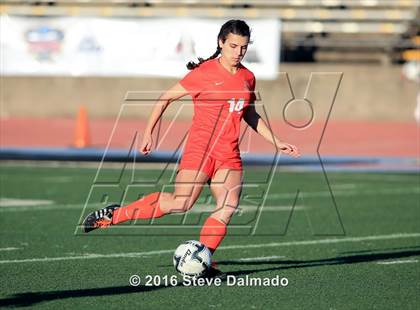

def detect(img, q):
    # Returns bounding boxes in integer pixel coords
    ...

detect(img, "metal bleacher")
[1,0,419,61]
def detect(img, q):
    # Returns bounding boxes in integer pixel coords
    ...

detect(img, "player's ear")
[218,38,223,50]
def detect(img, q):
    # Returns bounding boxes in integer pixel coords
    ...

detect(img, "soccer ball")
[173,240,212,277]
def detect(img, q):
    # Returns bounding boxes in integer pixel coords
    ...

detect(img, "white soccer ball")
[173,240,212,277]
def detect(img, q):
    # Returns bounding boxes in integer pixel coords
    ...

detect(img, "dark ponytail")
[186,19,251,70]
[186,47,221,70]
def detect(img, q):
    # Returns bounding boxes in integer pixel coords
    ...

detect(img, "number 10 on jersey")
[228,98,245,113]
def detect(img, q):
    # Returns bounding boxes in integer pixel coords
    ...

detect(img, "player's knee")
[160,193,193,213]
[159,193,179,213]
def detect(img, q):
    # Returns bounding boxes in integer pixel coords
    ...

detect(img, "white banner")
[0,16,280,79]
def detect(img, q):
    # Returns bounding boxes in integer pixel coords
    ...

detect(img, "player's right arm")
[139,82,189,155]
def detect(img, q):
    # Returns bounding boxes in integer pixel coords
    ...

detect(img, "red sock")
[199,217,227,253]
[112,192,164,224]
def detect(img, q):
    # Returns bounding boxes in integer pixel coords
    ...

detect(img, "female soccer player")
[82,20,300,276]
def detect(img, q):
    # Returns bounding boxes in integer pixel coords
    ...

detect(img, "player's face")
[219,33,249,67]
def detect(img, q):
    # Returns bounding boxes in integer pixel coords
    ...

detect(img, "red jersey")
[179,57,256,160]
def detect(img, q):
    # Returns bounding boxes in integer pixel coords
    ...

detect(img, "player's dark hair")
[186,19,251,70]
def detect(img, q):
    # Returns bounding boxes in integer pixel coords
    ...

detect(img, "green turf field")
[0,163,419,309]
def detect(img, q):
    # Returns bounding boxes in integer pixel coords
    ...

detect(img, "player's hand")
[277,142,300,158]
[139,133,153,156]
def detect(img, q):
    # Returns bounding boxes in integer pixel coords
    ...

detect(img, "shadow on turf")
[0,283,185,307]
[339,246,420,254]
[219,248,420,278]
[1,248,419,307]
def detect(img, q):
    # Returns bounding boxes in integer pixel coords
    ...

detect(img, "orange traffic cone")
[74,105,91,148]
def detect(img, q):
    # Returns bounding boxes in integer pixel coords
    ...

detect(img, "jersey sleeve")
[179,67,205,98]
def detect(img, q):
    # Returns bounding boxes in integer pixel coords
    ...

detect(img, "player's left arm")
[243,101,300,158]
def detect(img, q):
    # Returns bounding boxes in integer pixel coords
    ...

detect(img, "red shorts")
[178,151,242,180]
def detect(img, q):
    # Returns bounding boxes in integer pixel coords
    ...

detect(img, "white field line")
[330,183,357,190]
[268,186,420,199]
[376,259,418,265]
[1,185,418,212]
[0,203,303,213]
[328,175,420,182]
[0,203,101,212]
[232,255,285,262]
[0,161,177,170]
[39,176,75,183]
[0,232,419,265]
[217,233,420,250]
[193,205,304,213]
[0,247,22,251]
[2,161,419,176]
[0,198,54,207]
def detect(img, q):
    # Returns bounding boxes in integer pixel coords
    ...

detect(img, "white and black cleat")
[82,204,120,233]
